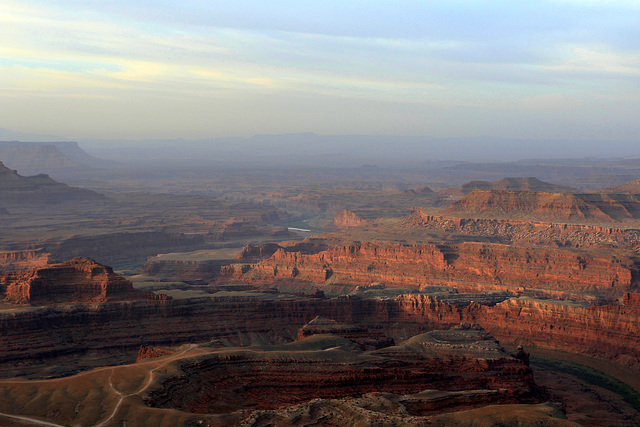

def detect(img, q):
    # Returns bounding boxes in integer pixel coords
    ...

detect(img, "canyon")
[145,330,538,415]
[0,273,638,424]
[2,146,640,426]
[217,238,635,298]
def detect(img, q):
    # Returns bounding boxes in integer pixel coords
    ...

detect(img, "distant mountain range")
[0,140,108,176]
[1,127,640,193]
[76,133,640,168]
[0,127,68,143]
[2,127,640,168]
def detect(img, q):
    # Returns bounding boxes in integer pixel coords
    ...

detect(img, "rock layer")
[470,293,640,367]
[221,239,635,296]
[445,190,640,223]
[2,290,640,379]
[333,209,371,228]
[145,331,537,414]
[0,257,162,304]
[0,248,54,272]
[405,207,640,248]
[460,177,576,194]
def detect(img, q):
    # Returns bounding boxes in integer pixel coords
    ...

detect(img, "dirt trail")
[95,344,199,427]
[0,344,200,427]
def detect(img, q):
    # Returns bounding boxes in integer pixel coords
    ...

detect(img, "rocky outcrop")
[0,142,82,173]
[0,141,99,175]
[224,241,447,287]
[235,241,329,260]
[590,179,640,194]
[235,242,283,259]
[297,316,394,350]
[222,239,635,296]
[461,177,576,194]
[0,257,163,304]
[241,398,576,427]
[333,209,371,228]
[444,190,640,223]
[404,186,435,195]
[136,345,175,361]
[470,293,640,368]
[145,331,537,414]
[0,161,104,205]
[0,248,54,271]
[404,207,640,248]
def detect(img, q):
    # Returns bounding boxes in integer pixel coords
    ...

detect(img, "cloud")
[542,44,640,77]
[2,0,639,139]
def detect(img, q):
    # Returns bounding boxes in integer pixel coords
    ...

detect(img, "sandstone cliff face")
[470,293,640,367]
[384,292,640,370]
[594,179,640,194]
[2,290,640,379]
[235,242,283,259]
[146,331,536,415]
[333,209,370,228]
[461,177,576,194]
[446,242,632,293]
[0,257,162,304]
[0,296,327,377]
[445,190,640,223]
[222,240,634,296]
[0,248,54,272]
[0,291,488,378]
[405,208,640,248]
[136,345,175,362]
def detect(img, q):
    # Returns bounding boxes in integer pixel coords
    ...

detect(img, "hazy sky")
[1,0,639,140]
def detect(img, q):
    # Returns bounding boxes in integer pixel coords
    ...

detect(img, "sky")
[1,0,639,140]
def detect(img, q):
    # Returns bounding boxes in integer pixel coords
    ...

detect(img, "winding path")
[0,344,200,427]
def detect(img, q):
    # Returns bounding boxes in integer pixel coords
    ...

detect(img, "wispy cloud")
[543,44,640,76]
[1,0,639,139]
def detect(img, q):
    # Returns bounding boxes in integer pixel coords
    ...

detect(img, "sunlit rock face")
[0,257,161,304]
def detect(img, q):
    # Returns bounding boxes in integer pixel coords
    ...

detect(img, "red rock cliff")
[2,290,640,379]
[406,207,640,248]
[145,330,536,415]
[333,209,370,228]
[223,240,634,296]
[469,293,640,367]
[0,248,54,272]
[0,257,163,304]
[445,190,640,223]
